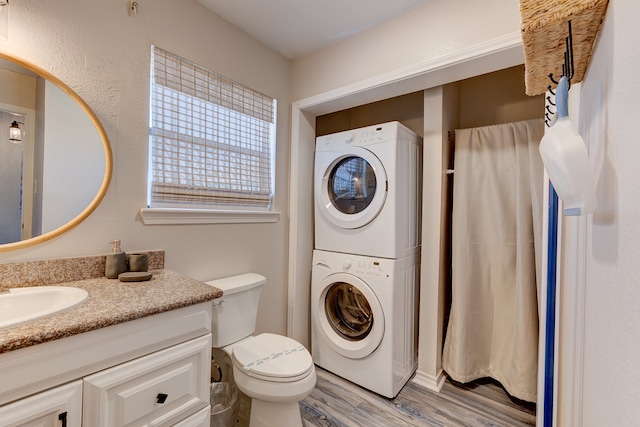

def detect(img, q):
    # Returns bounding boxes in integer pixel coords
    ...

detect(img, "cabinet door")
[83,335,211,427]
[0,380,82,427]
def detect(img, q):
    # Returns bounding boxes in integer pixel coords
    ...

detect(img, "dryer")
[314,121,422,259]
[310,249,419,398]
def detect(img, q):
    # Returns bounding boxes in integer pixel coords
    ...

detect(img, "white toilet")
[205,273,316,427]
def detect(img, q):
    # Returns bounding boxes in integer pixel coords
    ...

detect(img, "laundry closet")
[315,64,544,404]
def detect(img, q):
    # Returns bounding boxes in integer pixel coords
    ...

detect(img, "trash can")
[210,382,239,427]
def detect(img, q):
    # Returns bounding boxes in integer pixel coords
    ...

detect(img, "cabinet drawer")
[0,380,82,427]
[83,335,211,426]
[172,406,210,427]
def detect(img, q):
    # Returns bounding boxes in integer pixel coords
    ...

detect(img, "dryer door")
[313,272,384,359]
[316,147,387,229]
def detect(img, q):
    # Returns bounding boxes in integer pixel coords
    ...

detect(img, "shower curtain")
[442,118,544,403]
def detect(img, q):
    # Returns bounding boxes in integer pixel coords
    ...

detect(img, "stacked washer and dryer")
[311,121,422,398]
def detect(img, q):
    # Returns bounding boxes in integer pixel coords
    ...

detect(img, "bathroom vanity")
[0,261,222,427]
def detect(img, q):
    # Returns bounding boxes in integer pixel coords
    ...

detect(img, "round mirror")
[0,52,112,252]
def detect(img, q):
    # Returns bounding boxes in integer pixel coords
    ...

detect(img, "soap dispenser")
[105,240,127,279]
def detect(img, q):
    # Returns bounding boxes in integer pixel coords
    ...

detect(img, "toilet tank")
[205,273,265,347]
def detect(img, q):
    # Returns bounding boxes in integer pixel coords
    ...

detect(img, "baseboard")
[411,369,446,392]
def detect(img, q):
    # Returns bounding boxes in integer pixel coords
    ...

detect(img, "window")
[148,46,276,213]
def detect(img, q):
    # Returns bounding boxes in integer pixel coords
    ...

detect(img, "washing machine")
[314,121,422,259]
[310,249,419,398]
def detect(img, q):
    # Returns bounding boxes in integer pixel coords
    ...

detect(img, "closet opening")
[313,64,544,424]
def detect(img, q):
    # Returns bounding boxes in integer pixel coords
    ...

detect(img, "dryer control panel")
[316,121,407,151]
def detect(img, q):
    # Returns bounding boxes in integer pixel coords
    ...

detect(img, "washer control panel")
[342,258,391,278]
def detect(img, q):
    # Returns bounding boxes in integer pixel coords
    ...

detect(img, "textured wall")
[291,0,522,101]
[577,0,640,424]
[0,0,292,336]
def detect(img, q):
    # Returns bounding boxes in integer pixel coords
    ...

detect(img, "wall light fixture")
[9,120,23,143]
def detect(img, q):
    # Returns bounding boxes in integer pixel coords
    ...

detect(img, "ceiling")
[196,0,430,59]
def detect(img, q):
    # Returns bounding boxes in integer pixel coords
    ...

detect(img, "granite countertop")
[0,269,222,354]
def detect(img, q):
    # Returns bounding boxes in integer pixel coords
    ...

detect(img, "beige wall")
[0,0,291,336]
[458,65,544,129]
[575,1,640,424]
[0,69,35,109]
[291,0,522,101]
[316,91,424,136]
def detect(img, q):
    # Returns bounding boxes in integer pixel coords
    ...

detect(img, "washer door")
[314,272,384,359]
[316,147,387,229]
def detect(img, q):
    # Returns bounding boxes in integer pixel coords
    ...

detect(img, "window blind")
[150,46,275,208]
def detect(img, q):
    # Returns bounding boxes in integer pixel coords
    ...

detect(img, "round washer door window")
[325,281,373,340]
[314,273,384,359]
[317,147,387,229]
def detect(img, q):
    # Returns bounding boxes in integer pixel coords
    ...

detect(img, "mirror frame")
[0,51,113,252]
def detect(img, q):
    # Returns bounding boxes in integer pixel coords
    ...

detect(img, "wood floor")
[300,368,536,427]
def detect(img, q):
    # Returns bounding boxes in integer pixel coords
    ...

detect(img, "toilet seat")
[231,333,314,383]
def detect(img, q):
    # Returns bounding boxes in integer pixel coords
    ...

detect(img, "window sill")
[139,208,281,225]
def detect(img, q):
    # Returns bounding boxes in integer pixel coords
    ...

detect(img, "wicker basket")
[520,0,609,95]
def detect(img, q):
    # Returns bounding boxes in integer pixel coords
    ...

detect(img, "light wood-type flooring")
[300,367,536,427]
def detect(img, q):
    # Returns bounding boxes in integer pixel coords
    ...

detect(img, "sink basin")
[0,286,89,330]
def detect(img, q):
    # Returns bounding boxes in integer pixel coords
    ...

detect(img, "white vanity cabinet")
[83,335,210,426]
[0,380,82,426]
[0,302,214,427]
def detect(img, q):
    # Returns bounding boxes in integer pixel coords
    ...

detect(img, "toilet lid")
[232,333,313,381]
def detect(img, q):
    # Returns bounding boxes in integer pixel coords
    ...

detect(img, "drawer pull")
[156,393,168,404]
[58,412,67,427]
